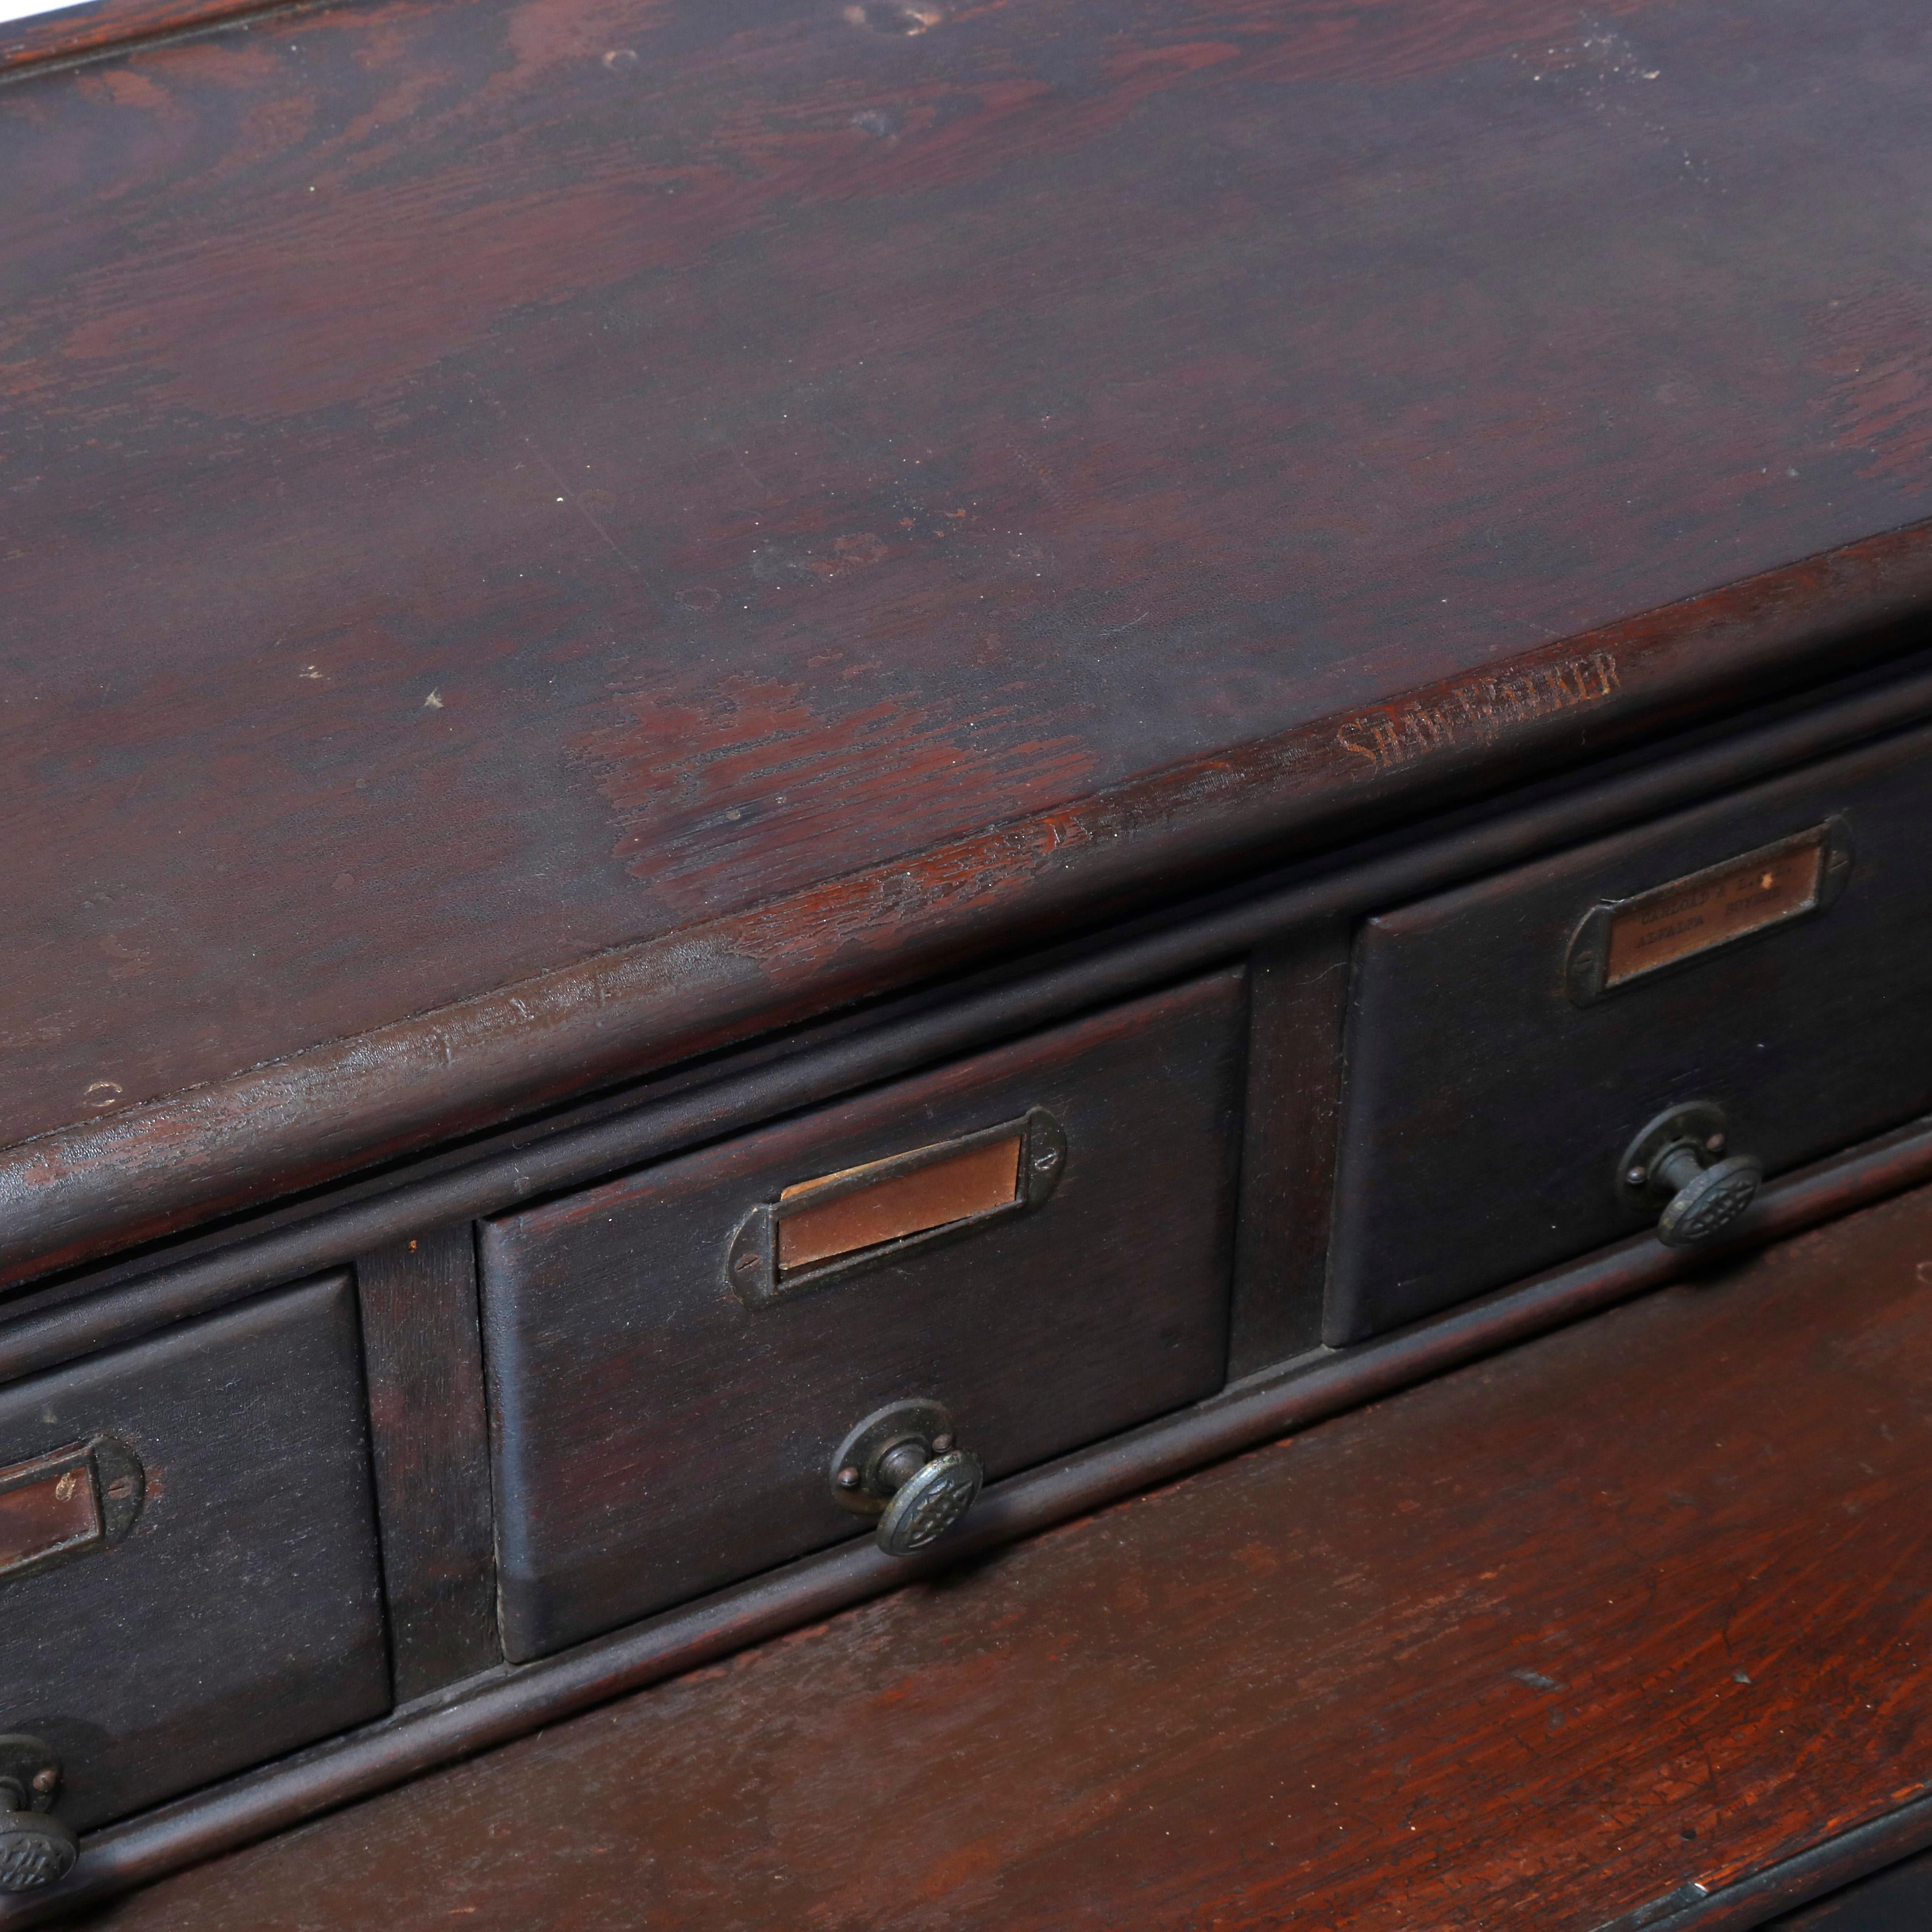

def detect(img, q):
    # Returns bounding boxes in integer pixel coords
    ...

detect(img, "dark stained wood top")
[6,0,1932,1280]
[0,0,286,75]
[77,1176,1932,1930]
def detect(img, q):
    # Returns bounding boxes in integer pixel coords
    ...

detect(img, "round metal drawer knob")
[0,1810,77,1894]
[1655,1153,1762,1247]
[830,1399,984,1558]
[876,1450,984,1558]
[0,1736,75,1894]
[1619,1102,1763,1251]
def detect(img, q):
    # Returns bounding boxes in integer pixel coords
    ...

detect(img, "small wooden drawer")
[1327,721,1932,1342]
[0,1277,389,1832]
[479,970,1248,1662]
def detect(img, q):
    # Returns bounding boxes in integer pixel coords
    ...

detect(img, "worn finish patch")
[569,672,1094,921]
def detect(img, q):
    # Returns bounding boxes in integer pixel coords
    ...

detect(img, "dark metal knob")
[830,1399,984,1558]
[876,1451,983,1556]
[1618,1103,1763,1250]
[0,1737,76,1893]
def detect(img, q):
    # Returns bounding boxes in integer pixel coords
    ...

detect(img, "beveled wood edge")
[5,519,1932,1296]
[8,646,1932,1366]
[1587,1784,1932,1932]
[10,1104,1932,1926]
[0,0,350,79]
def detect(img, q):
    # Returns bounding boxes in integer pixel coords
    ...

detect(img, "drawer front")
[1328,723,1932,1342]
[0,1276,389,1831]
[480,970,1247,1662]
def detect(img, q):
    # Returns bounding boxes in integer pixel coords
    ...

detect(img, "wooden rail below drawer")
[82,1179,1932,1930]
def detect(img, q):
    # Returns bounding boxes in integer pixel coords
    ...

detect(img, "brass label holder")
[726,1108,1067,1310]
[0,1436,146,1587]
[1565,819,1853,1006]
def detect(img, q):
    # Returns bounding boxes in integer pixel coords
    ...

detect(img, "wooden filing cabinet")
[4,0,1932,1922]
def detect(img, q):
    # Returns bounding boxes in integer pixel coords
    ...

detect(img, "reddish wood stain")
[3,0,1932,1279]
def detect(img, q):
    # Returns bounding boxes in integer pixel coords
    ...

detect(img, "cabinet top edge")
[4,518,1932,1296]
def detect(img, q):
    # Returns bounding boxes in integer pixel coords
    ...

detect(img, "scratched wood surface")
[78,1177,1932,1931]
[5,0,1932,1282]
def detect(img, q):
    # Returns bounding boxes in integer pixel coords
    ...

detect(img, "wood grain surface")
[0,0,306,77]
[72,1176,1932,1930]
[355,1226,499,1701]
[4,0,1932,1283]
